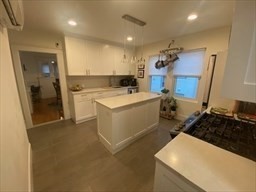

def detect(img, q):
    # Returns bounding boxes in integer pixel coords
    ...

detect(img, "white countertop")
[70,86,137,95]
[155,133,256,191]
[95,92,161,109]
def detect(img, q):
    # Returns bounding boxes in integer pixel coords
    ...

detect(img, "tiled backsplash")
[66,76,133,89]
[237,101,256,115]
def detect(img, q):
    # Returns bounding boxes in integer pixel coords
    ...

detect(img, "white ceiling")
[22,0,235,46]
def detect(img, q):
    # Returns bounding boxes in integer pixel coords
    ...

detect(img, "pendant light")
[138,25,145,65]
[122,14,146,65]
[131,22,137,64]
[122,19,128,64]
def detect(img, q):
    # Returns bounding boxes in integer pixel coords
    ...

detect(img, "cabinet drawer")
[74,94,92,102]
[93,92,109,99]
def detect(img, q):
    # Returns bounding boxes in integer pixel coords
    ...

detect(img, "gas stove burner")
[185,113,256,162]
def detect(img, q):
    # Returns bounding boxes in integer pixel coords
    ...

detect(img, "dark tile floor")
[27,117,179,192]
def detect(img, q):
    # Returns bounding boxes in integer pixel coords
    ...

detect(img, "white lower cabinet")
[70,89,128,124]
[154,162,202,192]
[73,93,94,123]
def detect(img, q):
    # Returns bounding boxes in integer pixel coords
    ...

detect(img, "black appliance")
[120,79,129,86]
[130,78,137,86]
[183,113,256,162]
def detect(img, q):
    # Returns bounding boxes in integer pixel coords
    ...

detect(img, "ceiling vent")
[0,0,24,30]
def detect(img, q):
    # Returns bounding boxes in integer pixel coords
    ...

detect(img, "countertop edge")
[95,93,161,110]
[154,133,256,191]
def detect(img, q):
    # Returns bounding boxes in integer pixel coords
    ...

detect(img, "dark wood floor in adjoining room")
[27,117,179,192]
[31,97,63,125]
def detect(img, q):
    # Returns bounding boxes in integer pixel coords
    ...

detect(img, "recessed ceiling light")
[187,14,198,21]
[127,36,133,41]
[51,61,55,64]
[68,20,77,26]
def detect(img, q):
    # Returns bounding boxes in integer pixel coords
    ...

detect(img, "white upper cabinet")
[86,40,102,75]
[65,36,87,75]
[222,1,256,103]
[101,44,115,75]
[114,47,130,75]
[65,35,135,76]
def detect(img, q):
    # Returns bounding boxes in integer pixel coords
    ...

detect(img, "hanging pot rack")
[159,40,183,55]
[155,40,183,69]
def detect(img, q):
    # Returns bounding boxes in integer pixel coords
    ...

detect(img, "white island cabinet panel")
[96,92,161,154]
[132,103,146,137]
[146,100,161,130]
[112,107,133,148]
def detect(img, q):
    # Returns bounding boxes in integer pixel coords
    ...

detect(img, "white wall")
[0,27,31,191]
[136,26,235,119]
[8,28,64,50]
[8,29,71,123]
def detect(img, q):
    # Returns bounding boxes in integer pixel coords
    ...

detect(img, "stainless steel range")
[183,112,256,162]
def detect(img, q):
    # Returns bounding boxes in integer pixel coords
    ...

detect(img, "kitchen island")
[95,92,161,154]
[154,133,256,192]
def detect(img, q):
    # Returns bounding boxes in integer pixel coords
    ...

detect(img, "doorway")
[11,45,70,129]
[19,51,64,125]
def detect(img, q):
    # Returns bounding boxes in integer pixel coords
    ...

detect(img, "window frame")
[172,48,205,102]
[172,74,201,102]
[149,75,166,94]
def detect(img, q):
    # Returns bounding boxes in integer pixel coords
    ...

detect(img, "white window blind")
[173,49,206,76]
[148,55,167,75]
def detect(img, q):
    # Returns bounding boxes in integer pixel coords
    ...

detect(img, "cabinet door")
[101,44,115,75]
[86,41,102,75]
[132,103,147,137]
[65,36,86,75]
[222,1,256,103]
[154,162,200,192]
[113,107,133,147]
[145,100,160,129]
[114,47,130,75]
[92,92,109,115]
[74,94,94,121]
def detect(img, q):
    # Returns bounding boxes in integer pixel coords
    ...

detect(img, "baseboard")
[28,143,33,192]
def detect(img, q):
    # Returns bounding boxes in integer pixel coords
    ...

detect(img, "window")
[41,63,50,77]
[150,76,165,93]
[148,55,167,93]
[174,76,199,99]
[173,49,205,100]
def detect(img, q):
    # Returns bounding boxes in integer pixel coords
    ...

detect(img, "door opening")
[19,51,64,125]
